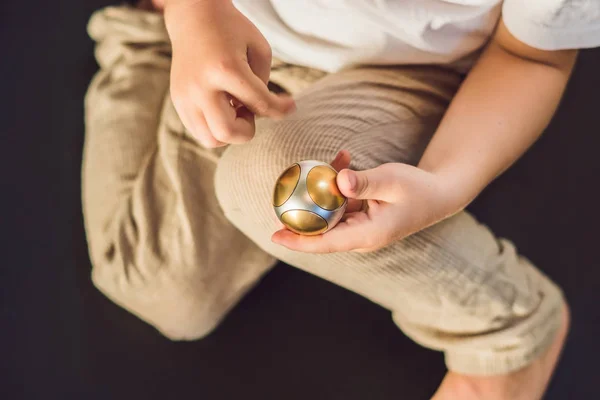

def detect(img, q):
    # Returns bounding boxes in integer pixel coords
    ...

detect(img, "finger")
[271,217,383,254]
[345,199,365,213]
[192,109,227,148]
[247,41,271,85]
[219,61,295,118]
[340,210,369,223]
[330,150,351,172]
[330,150,363,212]
[336,164,401,202]
[202,91,256,144]
[179,105,226,148]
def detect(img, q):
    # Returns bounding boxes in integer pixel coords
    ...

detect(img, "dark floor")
[2,1,599,399]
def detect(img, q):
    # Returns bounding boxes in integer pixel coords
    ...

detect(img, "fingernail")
[332,152,341,164]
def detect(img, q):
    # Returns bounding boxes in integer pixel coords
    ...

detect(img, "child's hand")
[164,0,295,147]
[271,151,459,253]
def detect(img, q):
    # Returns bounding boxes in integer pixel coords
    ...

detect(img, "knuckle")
[216,58,238,76]
[357,177,370,197]
[234,133,254,144]
[253,98,271,115]
[213,122,245,144]
[205,59,238,84]
[196,132,220,148]
[214,124,254,144]
[251,29,272,59]
[213,128,235,143]
[199,138,217,148]
[260,43,272,61]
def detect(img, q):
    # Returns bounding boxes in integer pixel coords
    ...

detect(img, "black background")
[2,1,599,399]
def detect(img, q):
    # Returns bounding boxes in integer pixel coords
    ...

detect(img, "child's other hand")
[272,151,460,253]
[164,0,296,147]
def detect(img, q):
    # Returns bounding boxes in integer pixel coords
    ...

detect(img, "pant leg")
[215,66,565,375]
[82,6,275,340]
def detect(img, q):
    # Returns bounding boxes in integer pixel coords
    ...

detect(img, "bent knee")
[214,118,340,229]
[215,132,283,222]
[91,267,222,341]
[153,317,219,342]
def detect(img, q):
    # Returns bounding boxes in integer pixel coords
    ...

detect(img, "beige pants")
[83,6,565,376]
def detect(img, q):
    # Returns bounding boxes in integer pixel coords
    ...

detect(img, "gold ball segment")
[273,161,347,235]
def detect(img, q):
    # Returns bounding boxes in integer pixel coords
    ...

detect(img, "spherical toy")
[273,160,347,236]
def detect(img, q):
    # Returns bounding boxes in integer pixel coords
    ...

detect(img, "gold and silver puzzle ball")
[273,160,347,236]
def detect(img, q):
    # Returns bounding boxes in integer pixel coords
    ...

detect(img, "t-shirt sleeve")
[502,0,600,50]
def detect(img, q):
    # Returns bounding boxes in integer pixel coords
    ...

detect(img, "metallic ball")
[273,160,347,235]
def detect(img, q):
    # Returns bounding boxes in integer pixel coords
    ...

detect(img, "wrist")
[418,149,487,212]
[391,164,466,230]
[430,167,482,215]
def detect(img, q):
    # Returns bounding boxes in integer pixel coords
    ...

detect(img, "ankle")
[435,372,518,400]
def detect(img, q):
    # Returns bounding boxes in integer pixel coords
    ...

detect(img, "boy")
[83,0,599,398]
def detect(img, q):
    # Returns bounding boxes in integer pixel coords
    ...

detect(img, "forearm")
[418,21,577,211]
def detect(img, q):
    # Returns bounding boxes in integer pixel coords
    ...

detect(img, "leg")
[433,306,569,399]
[215,65,567,390]
[82,5,275,340]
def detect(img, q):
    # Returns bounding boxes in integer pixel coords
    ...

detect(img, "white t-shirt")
[233,0,600,72]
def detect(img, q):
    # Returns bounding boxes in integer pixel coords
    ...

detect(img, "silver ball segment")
[272,160,347,236]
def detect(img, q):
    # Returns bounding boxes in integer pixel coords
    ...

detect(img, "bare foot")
[432,304,570,400]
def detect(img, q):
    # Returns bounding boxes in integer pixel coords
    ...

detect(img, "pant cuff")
[444,300,565,376]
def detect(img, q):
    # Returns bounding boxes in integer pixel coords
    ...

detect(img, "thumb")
[337,165,400,202]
